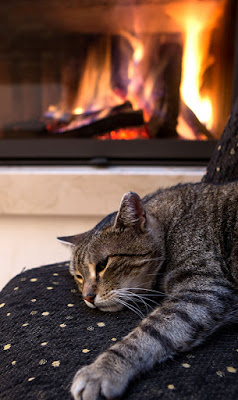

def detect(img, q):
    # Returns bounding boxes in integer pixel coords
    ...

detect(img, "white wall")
[0,215,101,290]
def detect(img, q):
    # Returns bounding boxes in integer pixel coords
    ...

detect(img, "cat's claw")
[71,361,128,400]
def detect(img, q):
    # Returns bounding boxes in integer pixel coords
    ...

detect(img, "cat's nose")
[83,293,96,304]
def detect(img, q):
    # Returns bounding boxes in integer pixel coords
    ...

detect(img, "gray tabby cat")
[59,182,238,400]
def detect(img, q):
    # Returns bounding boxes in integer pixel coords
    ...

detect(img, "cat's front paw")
[71,357,129,400]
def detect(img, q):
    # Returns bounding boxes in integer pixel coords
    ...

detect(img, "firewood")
[52,109,144,138]
[180,100,214,140]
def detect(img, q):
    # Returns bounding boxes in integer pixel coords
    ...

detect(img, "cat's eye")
[96,257,108,275]
[75,273,83,281]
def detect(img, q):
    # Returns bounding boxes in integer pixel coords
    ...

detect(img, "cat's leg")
[71,283,237,400]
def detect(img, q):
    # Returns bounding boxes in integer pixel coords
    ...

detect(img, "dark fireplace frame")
[0,138,217,166]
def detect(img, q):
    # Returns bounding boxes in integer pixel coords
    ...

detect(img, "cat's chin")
[98,304,124,312]
[84,299,97,309]
[83,299,124,312]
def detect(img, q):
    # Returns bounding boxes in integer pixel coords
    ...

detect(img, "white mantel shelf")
[0,166,205,217]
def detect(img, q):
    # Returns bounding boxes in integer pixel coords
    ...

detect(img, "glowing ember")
[98,126,149,140]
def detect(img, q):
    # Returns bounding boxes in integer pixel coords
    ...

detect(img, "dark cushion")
[1,262,238,400]
[203,98,238,184]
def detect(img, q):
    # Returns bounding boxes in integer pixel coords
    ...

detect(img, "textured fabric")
[203,98,238,184]
[1,263,238,400]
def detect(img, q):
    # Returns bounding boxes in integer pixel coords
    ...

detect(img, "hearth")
[0,0,237,165]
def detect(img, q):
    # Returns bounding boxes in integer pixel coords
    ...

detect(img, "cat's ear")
[57,233,87,247]
[114,191,146,231]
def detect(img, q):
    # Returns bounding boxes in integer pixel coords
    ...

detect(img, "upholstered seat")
[1,262,238,400]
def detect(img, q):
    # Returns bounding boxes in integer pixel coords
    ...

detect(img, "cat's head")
[58,192,164,312]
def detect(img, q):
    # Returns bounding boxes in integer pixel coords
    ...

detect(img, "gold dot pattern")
[52,361,60,368]
[168,384,175,390]
[39,359,47,365]
[87,326,94,331]
[216,370,225,377]
[97,322,106,327]
[182,363,191,369]
[1,262,238,399]
[226,366,237,373]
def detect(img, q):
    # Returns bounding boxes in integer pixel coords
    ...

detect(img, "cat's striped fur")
[59,182,238,400]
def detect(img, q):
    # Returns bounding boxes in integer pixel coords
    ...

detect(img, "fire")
[120,31,147,117]
[167,0,225,136]
[181,17,213,129]
[73,37,123,113]
[45,0,226,140]
[73,107,84,115]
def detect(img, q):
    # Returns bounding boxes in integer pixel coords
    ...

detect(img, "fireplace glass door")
[0,0,237,165]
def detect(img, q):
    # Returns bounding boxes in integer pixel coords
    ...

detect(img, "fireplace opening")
[0,0,237,165]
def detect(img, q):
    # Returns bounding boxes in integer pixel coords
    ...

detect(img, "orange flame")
[181,17,213,129]
[73,37,123,114]
[167,0,225,136]
[46,0,226,140]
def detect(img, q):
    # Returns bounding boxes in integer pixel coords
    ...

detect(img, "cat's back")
[184,181,238,219]
[146,180,238,220]
[159,181,238,291]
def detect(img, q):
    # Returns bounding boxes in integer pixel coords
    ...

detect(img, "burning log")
[43,100,140,138]
[3,102,144,139]
[54,109,144,138]
[180,100,214,140]
[147,41,182,139]
[72,100,133,122]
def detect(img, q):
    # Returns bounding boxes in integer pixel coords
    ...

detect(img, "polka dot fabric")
[1,262,238,400]
[203,98,238,184]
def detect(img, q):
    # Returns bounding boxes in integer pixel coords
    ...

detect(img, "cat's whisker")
[126,296,151,313]
[116,287,181,301]
[113,289,149,315]
[115,298,145,319]
[120,292,153,313]
[142,257,166,262]
[116,287,165,296]
[145,272,163,276]
[112,289,156,313]
[133,294,160,306]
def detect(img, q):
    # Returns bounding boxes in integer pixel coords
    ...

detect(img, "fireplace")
[0,0,237,166]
